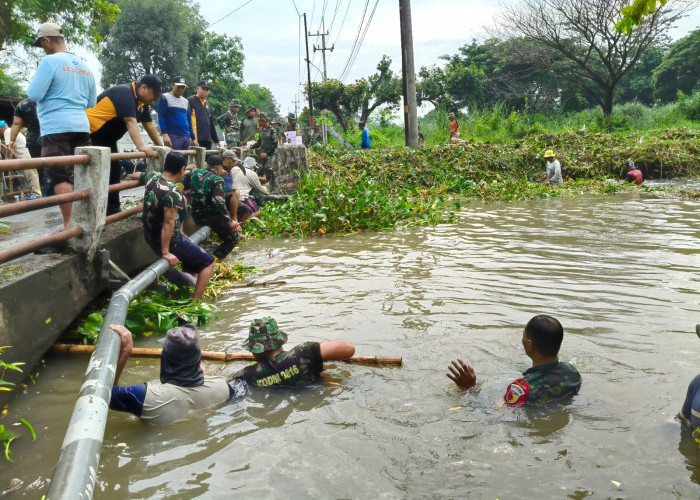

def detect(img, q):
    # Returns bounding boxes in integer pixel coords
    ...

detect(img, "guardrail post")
[69,146,111,260]
[191,146,206,169]
[147,146,170,174]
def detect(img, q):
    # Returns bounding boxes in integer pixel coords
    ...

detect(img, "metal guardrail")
[46,226,211,500]
[0,146,214,265]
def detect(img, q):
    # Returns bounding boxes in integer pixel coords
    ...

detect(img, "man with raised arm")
[447,315,581,406]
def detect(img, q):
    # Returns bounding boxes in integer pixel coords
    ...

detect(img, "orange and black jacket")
[187,96,218,144]
[86,82,152,143]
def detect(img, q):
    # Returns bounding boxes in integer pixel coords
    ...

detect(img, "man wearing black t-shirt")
[86,74,164,215]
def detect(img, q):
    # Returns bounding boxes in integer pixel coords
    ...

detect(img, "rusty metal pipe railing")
[0,226,83,265]
[104,205,142,225]
[173,149,196,156]
[110,151,147,161]
[0,190,91,218]
[0,155,90,172]
[107,180,141,193]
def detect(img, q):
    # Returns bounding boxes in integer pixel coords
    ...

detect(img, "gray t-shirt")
[546,160,563,184]
[141,376,230,425]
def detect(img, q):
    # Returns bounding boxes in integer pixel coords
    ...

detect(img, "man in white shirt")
[1,120,41,198]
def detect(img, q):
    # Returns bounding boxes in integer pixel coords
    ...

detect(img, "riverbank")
[247,128,700,237]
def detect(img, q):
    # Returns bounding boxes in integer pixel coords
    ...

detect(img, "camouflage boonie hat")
[243,317,288,353]
[287,112,296,120]
[258,113,268,121]
[230,99,241,107]
[271,117,282,125]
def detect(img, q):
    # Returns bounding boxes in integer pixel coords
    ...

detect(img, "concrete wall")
[0,226,157,404]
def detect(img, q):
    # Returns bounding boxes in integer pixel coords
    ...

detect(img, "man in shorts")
[87,74,163,215]
[447,315,581,406]
[225,151,268,223]
[110,323,245,425]
[231,317,356,388]
[27,22,96,230]
[132,152,214,300]
[181,154,241,262]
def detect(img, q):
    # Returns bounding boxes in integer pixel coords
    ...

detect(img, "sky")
[196,0,698,117]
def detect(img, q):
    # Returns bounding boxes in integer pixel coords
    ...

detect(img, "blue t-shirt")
[680,374,700,429]
[361,128,370,149]
[27,52,96,136]
[157,93,195,139]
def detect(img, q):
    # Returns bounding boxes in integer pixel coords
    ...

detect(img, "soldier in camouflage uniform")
[271,117,284,146]
[231,317,356,388]
[250,113,279,193]
[282,112,302,144]
[239,106,258,145]
[447,315,581,406]
[133,152,215,300]
[181,154,241,261]
[217,99,241,147]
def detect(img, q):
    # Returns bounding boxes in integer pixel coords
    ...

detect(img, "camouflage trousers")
[194,214,239,260]
[225,131,240,148]
[255,155,276,181]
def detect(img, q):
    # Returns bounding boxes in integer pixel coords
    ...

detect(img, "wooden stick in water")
[50,344,402,366]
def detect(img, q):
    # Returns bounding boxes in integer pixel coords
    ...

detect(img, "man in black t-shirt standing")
[188,81,220,150]
[86,74,164,215]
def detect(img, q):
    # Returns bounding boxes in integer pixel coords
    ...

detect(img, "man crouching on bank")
[231,317,356,388]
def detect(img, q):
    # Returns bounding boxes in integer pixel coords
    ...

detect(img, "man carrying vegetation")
[109,323,245,425]
[181,154,241,262]
[447,315,581,406]
[543,150,563,185]
[132,152,215,300]
[231,317,356,388]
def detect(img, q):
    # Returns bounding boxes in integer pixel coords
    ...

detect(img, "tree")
[496,0,686,116]
[0,0,120,53]
[652,29,700,102]
[306,56,401,131]
[238,83,280,118]
[192,31,245,116]
[616,44,665,105]
[99,0,206,87]
[615,0,668,34]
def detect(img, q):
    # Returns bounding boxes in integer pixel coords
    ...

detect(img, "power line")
[317,0,329,33]
[327,0,352,66]
[341,0,379,82]
[328,0,342,33]
[208,0,255,27]
[309,0,317,28]
[338,0,370,82]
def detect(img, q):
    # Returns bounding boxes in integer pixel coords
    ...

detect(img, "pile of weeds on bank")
[245,128,697,238]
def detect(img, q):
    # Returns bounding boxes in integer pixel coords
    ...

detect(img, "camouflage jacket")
[231,342,324,388]
[252,125,278,156]
[13,98,41,149]
[139,171,185,247]
[504,361,581,406]
[181,168,232,224]
[218,110,240,133]
[239,116,258,144]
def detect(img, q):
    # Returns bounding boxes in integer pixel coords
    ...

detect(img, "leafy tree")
[496,0,686,116]
[0,0,120,53]
[237,83,280,118]
[0,65,24,98]
[616,44,665,105]
[652,29,700,103]
[193,31,245,116]
[306,56,401,131]
[99,0,206,87]
[615,0,668,34]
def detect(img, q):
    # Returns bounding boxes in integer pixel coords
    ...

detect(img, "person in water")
[447,315,581,406]
[231,317,356,388]
[109,323,245,424]
[624,159,643,185]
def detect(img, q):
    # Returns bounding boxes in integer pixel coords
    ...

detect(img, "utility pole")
[292,95,302,116]
[304,13,315,127]
[399,0,419,148]
[309,21,334,80]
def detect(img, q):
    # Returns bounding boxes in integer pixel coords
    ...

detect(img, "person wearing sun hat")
[109,323,245,425]
[231,317,356,388]
[543,149,563,185]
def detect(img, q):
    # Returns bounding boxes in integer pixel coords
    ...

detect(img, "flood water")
[3,192,699,499]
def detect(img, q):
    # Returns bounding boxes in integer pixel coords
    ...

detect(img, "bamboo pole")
[50,344,402,366]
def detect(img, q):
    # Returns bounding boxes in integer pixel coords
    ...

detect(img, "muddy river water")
[3,192,699,499]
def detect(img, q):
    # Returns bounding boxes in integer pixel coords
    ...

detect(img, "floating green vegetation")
[245,129,695,238]
[0,346,35,462]
[0,220,10,235]
[70,263,257,344]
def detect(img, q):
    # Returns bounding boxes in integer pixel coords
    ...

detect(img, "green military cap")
[242,317,288,354]
[271,117,282,125]
[246,106,256,113]
[230,99,241,107]
[287,112,296,120]
[258,112,268,121]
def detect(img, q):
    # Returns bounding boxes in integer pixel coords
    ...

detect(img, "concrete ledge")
[0,223,157,403]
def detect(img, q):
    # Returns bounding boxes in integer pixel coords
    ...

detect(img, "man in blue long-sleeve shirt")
[27,22,96,231]
[157,75,196,151]
[359,121,370,150]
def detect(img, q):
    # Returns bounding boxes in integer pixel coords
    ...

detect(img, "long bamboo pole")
[50,344,402,366]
